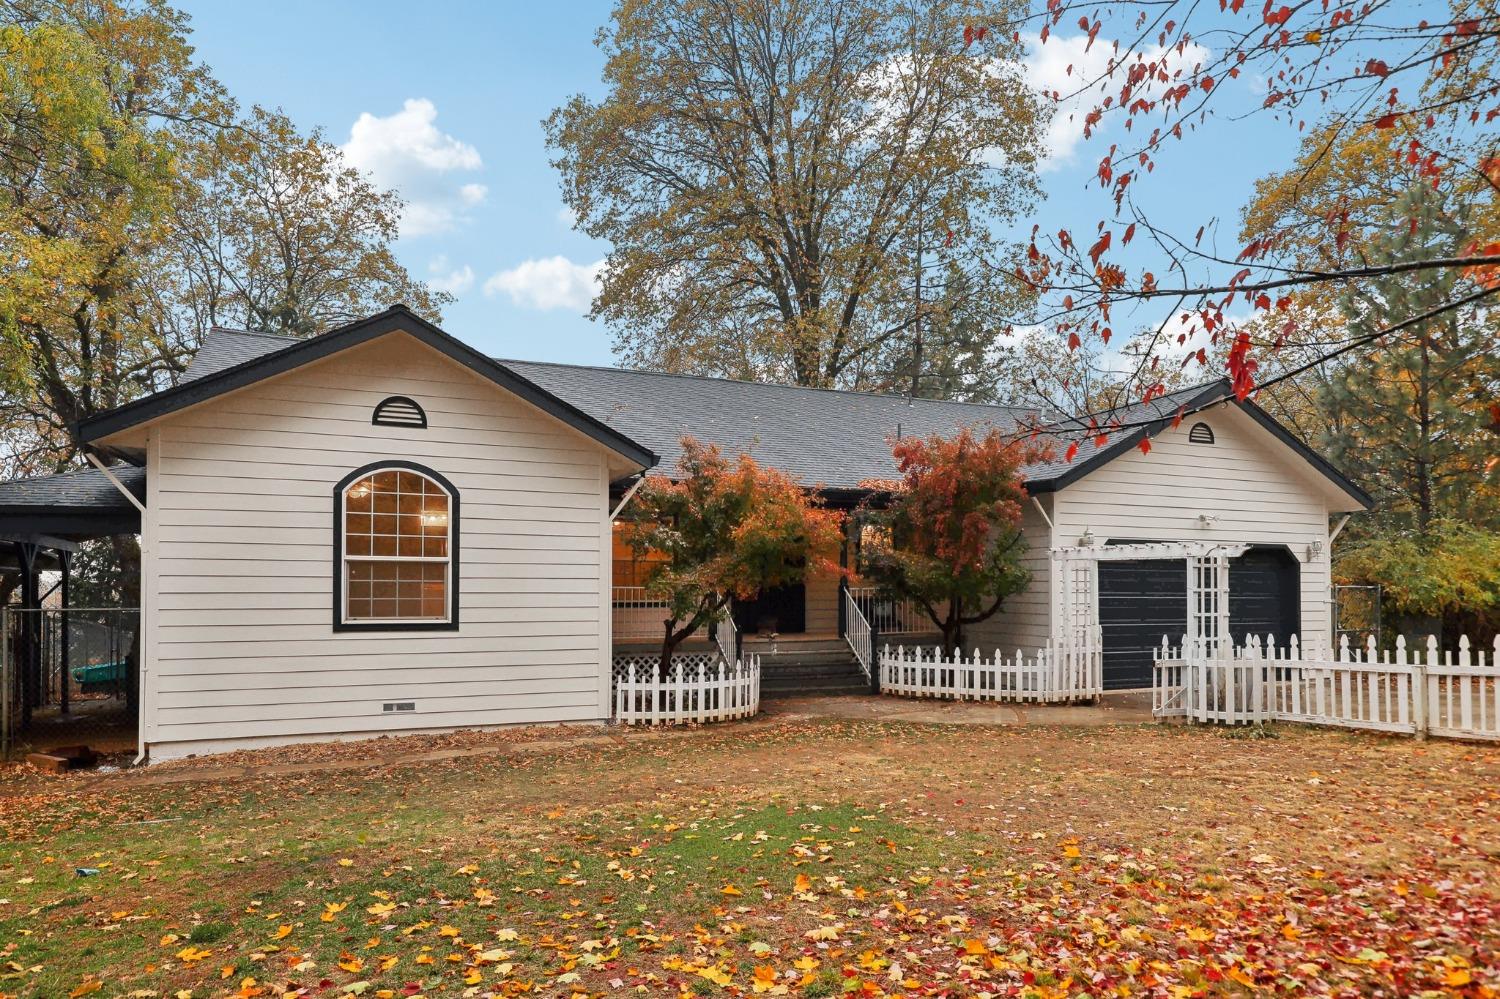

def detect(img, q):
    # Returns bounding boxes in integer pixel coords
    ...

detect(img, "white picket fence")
[879,630,1103,703]
[612,653,761,725]
[1153,634,1500,741]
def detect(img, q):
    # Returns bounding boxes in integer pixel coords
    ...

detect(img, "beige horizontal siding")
[145,331,614,754]
[968,496,1053,652]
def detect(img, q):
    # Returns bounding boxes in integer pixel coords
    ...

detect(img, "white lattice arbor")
[1051,542,1252,652]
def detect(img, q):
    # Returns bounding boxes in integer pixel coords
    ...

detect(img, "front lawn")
[1,720,1496,998]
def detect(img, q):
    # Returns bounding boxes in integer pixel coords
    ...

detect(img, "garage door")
[1228,547,1300,652]
[1098,558,1187,689]
[1098,546,1302,689]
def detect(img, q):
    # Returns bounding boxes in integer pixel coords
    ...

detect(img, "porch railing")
[848,587,930,635]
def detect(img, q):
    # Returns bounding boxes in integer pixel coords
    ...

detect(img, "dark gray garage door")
[1098,558,1186,689]
[1097,546,1301,690]
[1228,547,1301,652]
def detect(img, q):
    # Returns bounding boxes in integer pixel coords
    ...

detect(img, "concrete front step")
[762,676,872,696]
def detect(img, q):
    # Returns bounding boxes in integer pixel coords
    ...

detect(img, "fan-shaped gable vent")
[372,396,427,429]
[1188,422,1215,445]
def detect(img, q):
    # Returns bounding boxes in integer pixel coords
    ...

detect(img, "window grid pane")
[343,469,450,622]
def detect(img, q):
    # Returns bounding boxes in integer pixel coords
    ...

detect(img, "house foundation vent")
[382,702,417,712]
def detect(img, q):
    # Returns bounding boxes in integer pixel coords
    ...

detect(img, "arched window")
[334,462,459,630]
[1188,422,1215,445]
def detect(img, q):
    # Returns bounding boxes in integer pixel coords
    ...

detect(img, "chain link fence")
[1,607,139,759]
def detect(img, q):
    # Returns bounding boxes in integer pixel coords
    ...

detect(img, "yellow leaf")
[1062,846,1082,859]
[338,956,364,973]
[220,965,235,980]
[366,902,395,916]
[721,884,742,896]
[439,925,460,938]
[1185,927,1214,942]
[337,859,353,867]
[160,934,180,946]
[1444,970,1472,987]
[273,924,292,940]
[1304,30,1322,43]
[793,874,812,894]
[69,981,103,998]
[1281,924,1300,940]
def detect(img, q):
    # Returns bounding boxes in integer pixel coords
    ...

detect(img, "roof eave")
[77,307,659,472]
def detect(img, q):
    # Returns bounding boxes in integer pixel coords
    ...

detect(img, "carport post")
[58,550,70,716]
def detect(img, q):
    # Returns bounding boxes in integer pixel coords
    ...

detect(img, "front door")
[733,583,806,635]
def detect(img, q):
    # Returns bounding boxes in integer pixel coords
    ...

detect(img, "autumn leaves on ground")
[1,720,1496,999]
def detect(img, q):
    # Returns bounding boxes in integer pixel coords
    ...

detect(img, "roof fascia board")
[77,308,658,471]
[1234,397,1374,509]
[1025,382,1234,495]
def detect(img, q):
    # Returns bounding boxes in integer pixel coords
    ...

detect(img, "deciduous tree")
[857,426,1040,654]
[547,0,1044,390]
[618,437,844,675]
[989,0,1500,443]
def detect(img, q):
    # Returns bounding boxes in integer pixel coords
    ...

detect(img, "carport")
[0,465,144,756]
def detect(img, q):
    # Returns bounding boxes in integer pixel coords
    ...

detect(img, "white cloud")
[340,98,486,236]
[1019,34,1211,172]
[483,255,604,312]
[426,255,475,296]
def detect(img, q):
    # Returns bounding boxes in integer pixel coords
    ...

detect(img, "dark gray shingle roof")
[180,329,1047,490]
[0,465,145,510]
[165,328,1366,504]
[504,360,1041,489]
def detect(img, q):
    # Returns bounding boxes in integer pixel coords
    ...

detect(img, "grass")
[0,718,1496,998]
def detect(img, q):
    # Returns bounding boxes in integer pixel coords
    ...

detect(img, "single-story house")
[0,306,1371,759]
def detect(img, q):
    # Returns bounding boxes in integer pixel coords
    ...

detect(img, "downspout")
[1325,513,1352,650]
[86,453,150,766]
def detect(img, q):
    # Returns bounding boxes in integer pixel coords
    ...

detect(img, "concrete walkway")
[762,690,1156,726]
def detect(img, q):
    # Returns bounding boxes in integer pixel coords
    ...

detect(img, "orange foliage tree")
[859,427,1043,655]
[619,437,844,675]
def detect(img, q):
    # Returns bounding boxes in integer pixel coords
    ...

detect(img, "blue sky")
[182,1,1303,366]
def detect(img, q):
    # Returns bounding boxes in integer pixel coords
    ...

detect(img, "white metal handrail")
[714,607,738,666]
[842,586,873,681]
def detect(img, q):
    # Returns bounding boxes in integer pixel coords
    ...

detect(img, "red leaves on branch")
[1364,58,1391,77]
[1226,331,1258,400]
[1087,231,1111,266]
[1374,113,1401,129]
[1064,440,1080,463]
[1137,437,1152,455]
